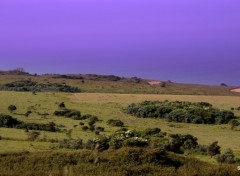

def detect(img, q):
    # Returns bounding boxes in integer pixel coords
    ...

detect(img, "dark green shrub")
[107,119,124,127]
[58,102,66,109]
[215,149,236,164]
[79,122,84,126]
[96,127,104,132]
[54,109,81,120]
[81,126,89,131]
[24,111,32,117]
[164,134,198,153]
[208,141,221,157]
[8,105,17,113]
[142,128,161,137]
[0,80,80,93]
[0,114,22,128]
[89,125,95,132]
[123,137,148,147]
[125,101,236,124]
[88,120,95,126]
[229,119,240,130]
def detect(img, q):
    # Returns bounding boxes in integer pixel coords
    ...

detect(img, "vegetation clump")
[107,119,124,127]
[124,101,236,124]
[54,109,81,120]
[0,114,59,132]
[0,80,80,93]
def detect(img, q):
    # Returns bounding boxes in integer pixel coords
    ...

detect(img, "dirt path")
[231,88,240,93]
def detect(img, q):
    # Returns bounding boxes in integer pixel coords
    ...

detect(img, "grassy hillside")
[0,73,238,95]
[1,92,240,156]
[0,71,240,175]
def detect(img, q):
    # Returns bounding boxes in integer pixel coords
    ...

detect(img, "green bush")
[0,80,80,93]
[107,119,124,127]
[54,109,81,120]
[0,114,22,128]
[124,101,235,124]
[8,105,17,113]
[215,149,236,164]
[81,126,89,131]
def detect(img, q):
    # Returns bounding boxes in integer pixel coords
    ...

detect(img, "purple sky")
[0,0,240,85]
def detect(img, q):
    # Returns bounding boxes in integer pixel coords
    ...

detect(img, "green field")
[1,73,240,175]
[1,91,240,157]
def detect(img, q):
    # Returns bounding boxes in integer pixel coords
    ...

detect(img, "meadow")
[1,91,240,158]
[1,73,240,175]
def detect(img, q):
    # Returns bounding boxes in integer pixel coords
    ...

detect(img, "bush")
[79,122,84,126]
[229,119,240,130]
[54,109,81,120]
[8,105,17,113]
[24,111,32,117]
[96,127,105,132]
[0,114,22,128]
[89,125,95,132]
[123,137,148,147]
[164,134,198,154]
[81,126,89,131]
[16,122,59,132]
[124,101,236,124]
[215,149,236,164]
[88,120,95,126]
[142,128,161,137]
[107,119,124,127]
[58,102,66,109]
[27,131,40,141]
[0,80,80,93]
[208,141,221,157]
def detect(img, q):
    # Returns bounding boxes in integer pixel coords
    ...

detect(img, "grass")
[1,91,240,157]
[1,90,240,175]
[0,74,239,95]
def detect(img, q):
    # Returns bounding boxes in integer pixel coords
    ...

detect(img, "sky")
[0,0,240,85]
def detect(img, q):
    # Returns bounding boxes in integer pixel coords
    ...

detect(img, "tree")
[8,105,17,113]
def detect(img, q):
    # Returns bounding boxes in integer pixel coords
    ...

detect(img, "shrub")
[124,101,236,124]
[96,127,104,132]
[107,119,124,127]
[164,134,198,153]
[208,141,221,157]
[229,119,240,130]
[58,102,66,109]
[88,120,95,126]
[8,105,17,113]
[81,126,89,131]
[16,122,59,132]
[89,125,95,132]
[54,109,81,120]
[142,128,161,137]
[215,149,236,164]
[123,137,148,147]
[0,114,22,128]
[0,80,80,93]
[24,111,32,117]
[79,122,84,126]
[27,131,40,141]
